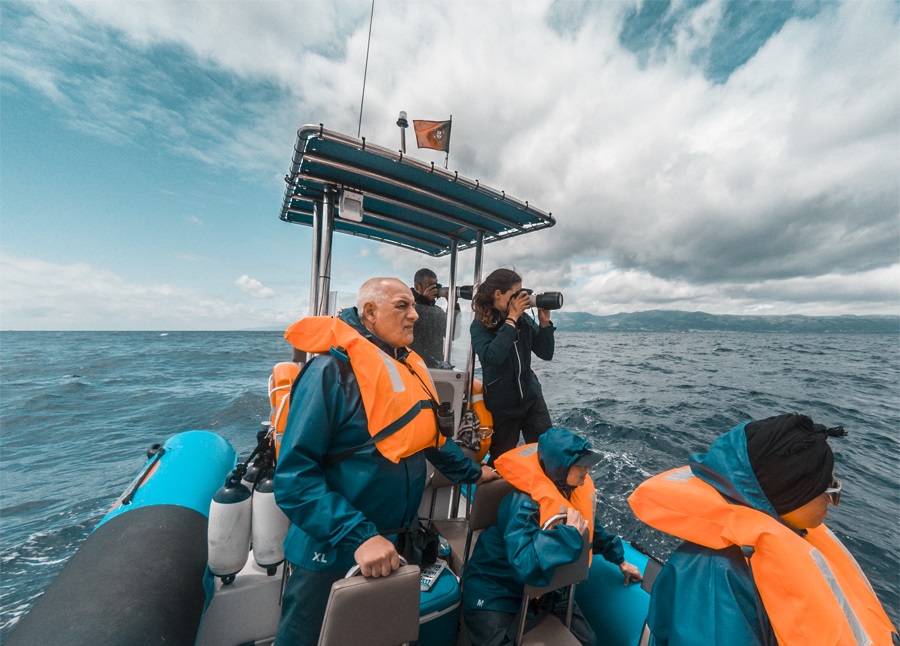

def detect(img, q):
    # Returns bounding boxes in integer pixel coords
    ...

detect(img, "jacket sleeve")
[470,318,517,367]
[647,543,774,646]
[498,493,584,587]
[273,357,379,553]
[590,517,625,564]
[528,314,555,361]
[425,438,482,483]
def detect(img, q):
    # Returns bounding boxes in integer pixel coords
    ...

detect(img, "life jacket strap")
[322,399,436,467]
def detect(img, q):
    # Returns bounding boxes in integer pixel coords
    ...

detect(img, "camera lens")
[530,292,564,310]
[457,285,474,300]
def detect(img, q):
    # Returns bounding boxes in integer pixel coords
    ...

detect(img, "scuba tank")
[251,466,290,574]
[207,465,252,584]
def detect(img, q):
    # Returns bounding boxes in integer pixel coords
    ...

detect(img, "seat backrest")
[522,526,590,597]
[468,478,515,532]
[318,565,421,646]
[515,526,590,645]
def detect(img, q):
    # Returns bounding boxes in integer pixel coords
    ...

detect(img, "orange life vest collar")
[285,316,446,463]
[494,443,595,545]
[629,467,896,645]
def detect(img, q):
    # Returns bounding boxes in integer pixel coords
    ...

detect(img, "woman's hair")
[472,268,522,327]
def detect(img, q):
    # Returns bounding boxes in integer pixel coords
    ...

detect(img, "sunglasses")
[824,478,842,506]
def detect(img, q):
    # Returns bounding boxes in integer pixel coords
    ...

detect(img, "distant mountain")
[250,310,898,334]
[551,310,899,334]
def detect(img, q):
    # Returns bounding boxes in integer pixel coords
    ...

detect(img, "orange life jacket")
[470,379,493,462]
[494,443,596,551]
[629,467,896,646]
[269,361,301,460]
[284,316,446,463]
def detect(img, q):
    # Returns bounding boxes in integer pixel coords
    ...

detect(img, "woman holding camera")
[470,268,555,466]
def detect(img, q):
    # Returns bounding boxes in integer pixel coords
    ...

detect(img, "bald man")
[275,278,496,645]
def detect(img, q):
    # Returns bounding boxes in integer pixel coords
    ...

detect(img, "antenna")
[357,0,376,138]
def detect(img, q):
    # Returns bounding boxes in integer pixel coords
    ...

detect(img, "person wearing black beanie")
[745,412,847,525]
[631,413,896,646]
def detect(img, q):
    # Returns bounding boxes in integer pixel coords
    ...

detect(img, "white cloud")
[1,0,897,324]
[235,275,275,299]
[0,255,291,330]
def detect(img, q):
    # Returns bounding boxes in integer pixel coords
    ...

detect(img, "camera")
[515,288,564,310]
[436,402,455,438]
[434,284,474,300]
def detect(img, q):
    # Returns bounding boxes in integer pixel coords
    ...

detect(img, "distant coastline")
[4,310,897,334]
[552,310,899,334]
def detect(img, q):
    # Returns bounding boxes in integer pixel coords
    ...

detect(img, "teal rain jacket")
[462,428,624,614]
[470,313,554,420]
[274,307,482,573]
[646,422,778,646]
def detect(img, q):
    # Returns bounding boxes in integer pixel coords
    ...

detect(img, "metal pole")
[397,111,408,154]
[465,231,485,410]
[443,241,458,364]
[316,189,335,316]
[357,0,375,138]
[308,199,324,317]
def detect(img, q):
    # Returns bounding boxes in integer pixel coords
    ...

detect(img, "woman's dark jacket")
[470,313,554,419]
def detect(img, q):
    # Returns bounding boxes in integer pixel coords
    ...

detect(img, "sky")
[1,0,898,330]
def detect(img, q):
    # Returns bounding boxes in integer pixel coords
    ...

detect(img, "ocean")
[1,330,898,637]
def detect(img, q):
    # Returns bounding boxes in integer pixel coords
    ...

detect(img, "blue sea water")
[1,330,898,637]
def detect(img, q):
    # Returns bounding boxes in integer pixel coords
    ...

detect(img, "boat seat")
[318,564,421,646]
[462,478,516,572]
[514,523,591,645]
[520,613,582,646]
[427,448,478,573]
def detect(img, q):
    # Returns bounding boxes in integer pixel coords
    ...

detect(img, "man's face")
[363,280,419,348]
[415,275,439,300]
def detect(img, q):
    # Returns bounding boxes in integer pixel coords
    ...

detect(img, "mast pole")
[357,0,375,138]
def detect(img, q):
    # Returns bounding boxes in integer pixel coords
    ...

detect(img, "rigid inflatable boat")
[9,125,656,646]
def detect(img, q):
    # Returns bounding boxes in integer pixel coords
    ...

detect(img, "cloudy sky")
[1,0,897,330]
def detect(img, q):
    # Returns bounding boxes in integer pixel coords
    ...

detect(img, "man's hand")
[354,535,400,578]
[565,507,589,535]
[475,465,500,484]
[618,561,643,585]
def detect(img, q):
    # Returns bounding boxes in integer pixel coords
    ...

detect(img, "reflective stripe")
[810,548,872,646]
[826,528,877,597]
[518,444,538,457]
[664,467,695,482]
[377,349,406,392]
[472,393,484,403]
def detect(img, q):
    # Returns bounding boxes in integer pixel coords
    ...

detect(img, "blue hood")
[688,422,779,519]
[538,427,593,490]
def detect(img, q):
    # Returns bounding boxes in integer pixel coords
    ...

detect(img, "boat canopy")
[280,125,555,257]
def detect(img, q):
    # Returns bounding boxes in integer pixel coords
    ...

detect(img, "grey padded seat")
[462,478,515,571]
[318,564,421,646]
[428,448,479,573]
[516,524,590,645]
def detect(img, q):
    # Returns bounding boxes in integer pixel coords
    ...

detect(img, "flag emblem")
[413,119,452,152]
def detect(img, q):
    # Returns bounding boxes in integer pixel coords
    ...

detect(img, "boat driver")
[463,427,642,646]
[274,277,498,645]
[630,413,896,645]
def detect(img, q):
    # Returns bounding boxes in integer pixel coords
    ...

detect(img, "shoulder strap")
[322,399,436,467]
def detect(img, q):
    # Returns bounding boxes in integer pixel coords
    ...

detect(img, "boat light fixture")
[339,189,365,222]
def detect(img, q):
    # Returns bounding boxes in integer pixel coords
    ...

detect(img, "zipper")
[513,332,524,400]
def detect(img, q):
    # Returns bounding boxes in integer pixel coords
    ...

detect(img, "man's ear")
[362,301,376,322]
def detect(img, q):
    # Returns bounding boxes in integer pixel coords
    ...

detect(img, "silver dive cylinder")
[207,470,252,584]
[251,467,290,574]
